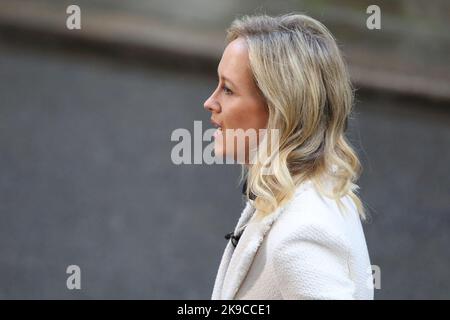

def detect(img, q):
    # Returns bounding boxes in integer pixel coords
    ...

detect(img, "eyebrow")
[217,70,236,88]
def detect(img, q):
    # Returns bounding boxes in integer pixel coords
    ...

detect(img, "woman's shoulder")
[260,180,372,300]
[268,180,361,250]
[291,180,360,226]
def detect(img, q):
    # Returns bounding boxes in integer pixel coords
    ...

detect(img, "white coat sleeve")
[272,223,356,299]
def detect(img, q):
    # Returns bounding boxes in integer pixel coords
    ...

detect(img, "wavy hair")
[227,13,366,219]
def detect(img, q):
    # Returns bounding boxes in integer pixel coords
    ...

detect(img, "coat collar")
[211,180,313,300]
[211,200,254,299]
[222,203,286,299]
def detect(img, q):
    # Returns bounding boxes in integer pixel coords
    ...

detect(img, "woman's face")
[203,37,269,163]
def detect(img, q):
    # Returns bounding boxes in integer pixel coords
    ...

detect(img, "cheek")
[224,98,267,130]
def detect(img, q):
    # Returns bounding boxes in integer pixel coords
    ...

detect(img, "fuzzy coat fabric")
[211,180,374,300]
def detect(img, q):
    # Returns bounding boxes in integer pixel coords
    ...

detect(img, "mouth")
[210,119,223,131]
[211,119,223,140]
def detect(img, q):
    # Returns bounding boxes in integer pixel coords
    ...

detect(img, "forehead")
[218,38,251,78]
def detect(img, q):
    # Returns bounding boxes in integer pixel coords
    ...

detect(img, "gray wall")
[0,40,449,299]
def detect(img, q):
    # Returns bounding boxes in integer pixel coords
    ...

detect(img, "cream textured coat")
[211,180,374,300]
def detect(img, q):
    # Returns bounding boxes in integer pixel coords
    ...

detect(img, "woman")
[203,13,374,300]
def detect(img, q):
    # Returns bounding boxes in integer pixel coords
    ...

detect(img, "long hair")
[227,13,366,219]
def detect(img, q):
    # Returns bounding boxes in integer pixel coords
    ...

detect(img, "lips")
[210,118,223,130]
[211,118,223,140]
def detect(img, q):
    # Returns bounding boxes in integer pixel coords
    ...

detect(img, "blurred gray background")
[0,0,449,299]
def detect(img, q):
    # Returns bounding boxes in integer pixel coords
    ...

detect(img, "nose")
[203,91,221,113]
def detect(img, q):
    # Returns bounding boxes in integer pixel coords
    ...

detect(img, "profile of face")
[203,37,269,163]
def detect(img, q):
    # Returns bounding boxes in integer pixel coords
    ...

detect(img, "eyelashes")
[222,86,233,95]
[216,77,233,95]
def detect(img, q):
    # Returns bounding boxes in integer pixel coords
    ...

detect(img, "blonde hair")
[226,13,366,219]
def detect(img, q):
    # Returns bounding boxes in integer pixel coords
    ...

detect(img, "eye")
[222,86,233,95]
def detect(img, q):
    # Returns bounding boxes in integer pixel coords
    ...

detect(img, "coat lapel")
[211,180,313,300]
[211,200,255,299]
[219,203,287,299]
